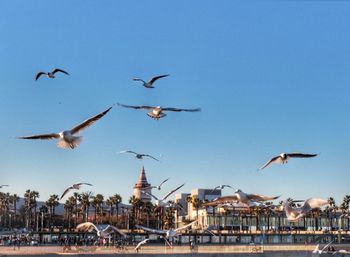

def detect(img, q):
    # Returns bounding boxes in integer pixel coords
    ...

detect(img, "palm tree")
[64,197,75,231]
[129,196,142,229]
[91,194,104,224]
[113,194,122,225]
[340,195,350,230]
[106,197,114,223]
[79,192,91,222]
[24,190,40,230]
[325,197,337,231]
[10,194,19,226]
[45,194,59,228]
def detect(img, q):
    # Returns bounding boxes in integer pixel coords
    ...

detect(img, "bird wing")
[141,191,159,200]
[76,222,98,232]
[286,153,318,158]
[163,183,185,200]
[0,185,9,187]
[247,193,280,202]
[148,74,169,84]
[209,186,220,194]
[202,195,239,207]
[35,72,47,81]
[52,68,69,75]
[158,178,169,187]
[17,133,60,140]
[259,156,282,170]
[70,106,112,135]
[223,185,234,189]
[120,150,138,155]
[143,154,160,161]
[77,183,93,186]
[117,103,154,110]
[104,225,127,238]
[135,225,166,235]
[175,220,197,232]
[162,107,201,112]
[302,198,328,212]
[60,187,73,199]
[320,240,334,253]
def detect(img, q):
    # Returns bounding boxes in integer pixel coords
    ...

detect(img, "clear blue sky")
[0,0,349,205]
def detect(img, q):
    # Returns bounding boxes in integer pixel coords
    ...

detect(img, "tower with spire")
[133,166,152,202]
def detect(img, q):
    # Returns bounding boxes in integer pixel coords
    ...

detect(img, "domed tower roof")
[134,166,151,188]
[133,166,152,202]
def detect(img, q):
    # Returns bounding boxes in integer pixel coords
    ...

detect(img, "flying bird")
[117,103,201,120]
[134,238,150,252]
[136,220,196,247]
[203,189,280,208]
[141,183,185,207]
[119,150,160,161]
[282,198,328,222]
[259,153,317,170]
[18,106,112,149]
[144,178,169,190]
[35,68,69,81]
[209,185,234,194]
[133,74,169,88]
[76,222,127,238]
[0,185,9,189]
[60,183,93,200]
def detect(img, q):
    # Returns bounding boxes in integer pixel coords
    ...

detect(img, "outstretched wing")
[287,153,317,158]
[202,195,239,207]
[17,133,60,140]
[175,220,197,232]
[60,186,73,199]
[52,68,69,75]
[136,225,166,235]
[148,74,169,85]
[143,154,160,162]
[259,155,281,170]
[302,198,328,212]
[141,190,159,201]
[117,103,155,110]
[76,222,98,232]
[247,193,280,202]
[163,183,185,201]
[70,106,112,134]
[120,150,138,155]
[35,72,47,81]
[162,107,201,112]
[104,225,127,238]
[77,183,93,186]
[158,178,169,188]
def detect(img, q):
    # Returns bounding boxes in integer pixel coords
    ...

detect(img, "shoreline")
[1,244,350,256]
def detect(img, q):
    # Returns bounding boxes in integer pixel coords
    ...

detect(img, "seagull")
[209,185,234,194]
[135,238,150,252]
[282,198,329,222]
[133,74,169,88]
[0,185,9,189]
[141,183,185,207]
[136,220,196,247]
[259,153,317,170]
[18,106,112,149]
[203,189,280,208]
[119,150,160,162]
[60,183,93,200]
[313,240,334,254]
[35,68,69,81]
[117,103,201,120]
[76,222,127,238]
[144,178,169,190]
